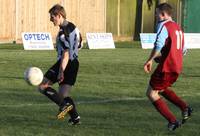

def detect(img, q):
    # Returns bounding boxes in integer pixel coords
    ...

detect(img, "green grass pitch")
[0,42,199,136]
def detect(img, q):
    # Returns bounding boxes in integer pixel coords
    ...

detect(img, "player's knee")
[38,83,49,93]
[146,91,153,99]
[148,91,154,99]
[146,89,159,100]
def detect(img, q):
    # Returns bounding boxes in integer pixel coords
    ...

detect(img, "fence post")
[15,0,19,43]
[117,0,120,37]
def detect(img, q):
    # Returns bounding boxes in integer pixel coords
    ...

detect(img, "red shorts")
[150,71,179,90]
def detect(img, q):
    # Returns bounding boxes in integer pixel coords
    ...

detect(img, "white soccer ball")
[24,67,43,86]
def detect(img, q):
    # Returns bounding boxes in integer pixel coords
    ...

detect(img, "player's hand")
[144,60,153,73]
[58,71,64,83]
[78,41,84,50]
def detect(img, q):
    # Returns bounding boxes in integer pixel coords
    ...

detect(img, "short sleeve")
[154,25,168,52]
[59,34,70,50]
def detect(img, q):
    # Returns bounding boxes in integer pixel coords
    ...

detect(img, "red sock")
[162,88,187,111]
[153,98,176,123]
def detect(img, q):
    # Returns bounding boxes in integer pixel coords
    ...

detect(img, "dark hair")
[49,4,66,19]
[157,3,172,16]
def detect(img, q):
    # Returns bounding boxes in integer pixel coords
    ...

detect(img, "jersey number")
[175,30,183,50]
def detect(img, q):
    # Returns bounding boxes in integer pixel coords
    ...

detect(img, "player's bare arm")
[58,49,69,82]
[154,54,162,63]
[144,48,160,73]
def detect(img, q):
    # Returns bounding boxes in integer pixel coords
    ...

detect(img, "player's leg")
[56,84,73,119]
[56,59,80,123]
[38,60,63,106]
[57,84,80,124]
[161,87,187,111]
[146,85,180,131]
[38,77,63,106]
[147,72,177,123]
[160,73,192,123]
[161,87,193,123]
[148,72,182,130]
[146,85,177,123]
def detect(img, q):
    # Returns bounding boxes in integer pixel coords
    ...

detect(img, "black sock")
[42,87,63,106]
[63,97,79,120]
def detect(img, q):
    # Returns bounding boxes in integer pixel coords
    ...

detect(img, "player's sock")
[153,98,176,123]
[42,87,63,106]
[62,97,79,120]
[161,88,187,111]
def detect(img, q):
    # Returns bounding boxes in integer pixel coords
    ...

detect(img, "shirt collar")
[158,18,173,23]
[60,20,68,28]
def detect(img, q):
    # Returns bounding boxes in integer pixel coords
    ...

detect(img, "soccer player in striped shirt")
[38,4,82,125]
[144,3,192,131]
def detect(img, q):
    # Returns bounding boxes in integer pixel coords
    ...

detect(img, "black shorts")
[44,59,79,85]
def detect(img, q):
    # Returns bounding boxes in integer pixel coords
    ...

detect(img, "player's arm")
[58,34,70,82]
[58,49,69,82]
[144,25,168,73]
[144,48,160,73]
[78,33,83,49]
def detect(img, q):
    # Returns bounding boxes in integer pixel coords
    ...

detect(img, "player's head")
[156,3,172,21]
[49,4,66,26]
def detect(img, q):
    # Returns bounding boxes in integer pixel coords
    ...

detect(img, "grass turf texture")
[0,42,199,136]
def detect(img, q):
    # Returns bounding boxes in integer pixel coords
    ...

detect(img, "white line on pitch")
[0,93,198,108]
[0,97,146,108]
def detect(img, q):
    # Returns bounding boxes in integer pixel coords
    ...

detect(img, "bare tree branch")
[147,0,153,10]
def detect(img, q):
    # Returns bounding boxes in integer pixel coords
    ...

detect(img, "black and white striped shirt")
[56,20,81,60]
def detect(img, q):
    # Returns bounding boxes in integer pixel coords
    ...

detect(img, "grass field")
[0,42,199,136]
